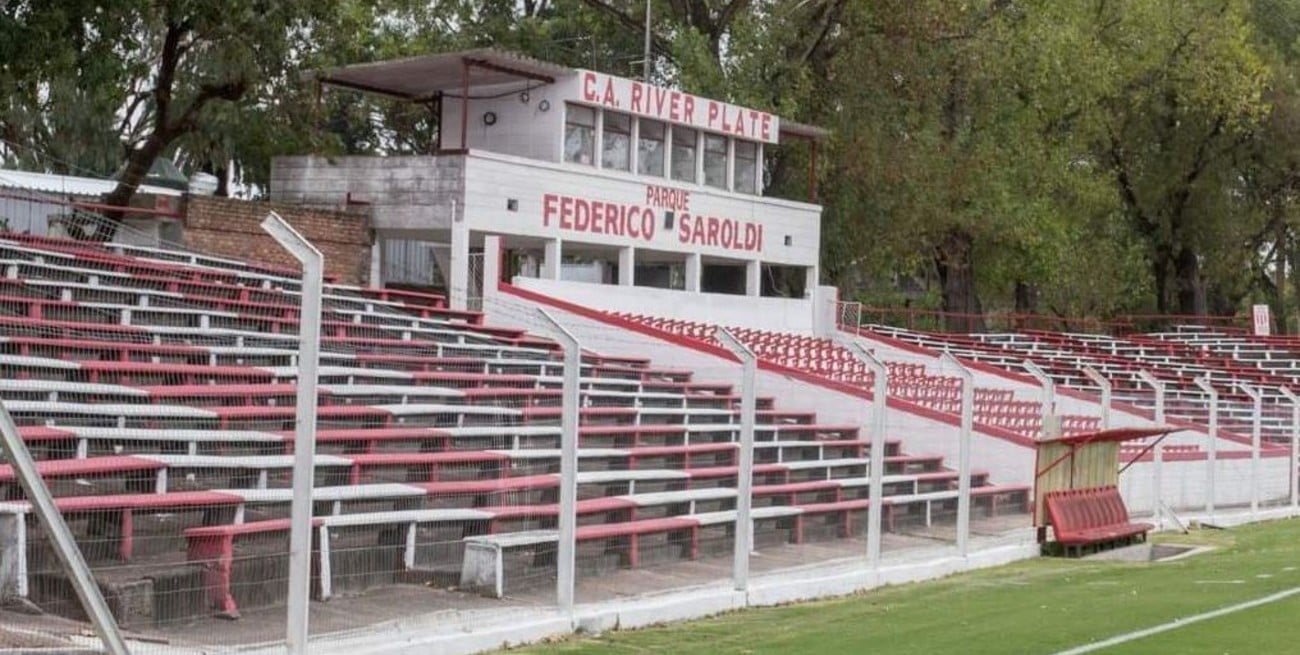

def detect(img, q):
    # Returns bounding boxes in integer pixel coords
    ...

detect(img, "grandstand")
[0,49,1295,655]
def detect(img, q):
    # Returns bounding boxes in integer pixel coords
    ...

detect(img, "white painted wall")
[514,276,816,333]
[462,150,821,267]
[1118,456,1290,514]
[440,78,570,160]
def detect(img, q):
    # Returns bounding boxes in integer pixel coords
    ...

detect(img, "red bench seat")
[1044,485,1150,554]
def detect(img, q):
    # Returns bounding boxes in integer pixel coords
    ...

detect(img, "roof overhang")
[1038,425,1176,447]
[309,48,574,102]
[779,120,830,141]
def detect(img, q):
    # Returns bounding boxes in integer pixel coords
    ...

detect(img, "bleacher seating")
[0,233,1031,628]
[867,324,1296,444]
[614,313,1102,438]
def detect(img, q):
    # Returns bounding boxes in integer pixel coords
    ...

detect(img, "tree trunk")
[934,229,983,332]
[1014,281,1038,327]
[98,133,170,242]
[1173,244,1205,316]
[1274,223,1288,335]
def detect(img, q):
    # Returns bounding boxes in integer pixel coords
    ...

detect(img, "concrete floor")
[1,514,1035,651]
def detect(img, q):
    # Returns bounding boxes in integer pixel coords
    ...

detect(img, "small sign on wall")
[1253,304,1272,336]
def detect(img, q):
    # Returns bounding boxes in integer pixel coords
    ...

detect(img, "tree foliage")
[4,0,1300,326]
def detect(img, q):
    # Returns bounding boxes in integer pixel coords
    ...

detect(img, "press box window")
[671,126,698,183]
[703,134,729,189]
[734,140,758,195]
[638,119,665,177]
[602,111,632,171]
[564,104,596,165]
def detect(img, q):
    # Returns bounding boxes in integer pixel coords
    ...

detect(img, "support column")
[715,329,756,592]
[483,235,502,306]
[542,238,562,281]
[618,246,635,286]
[685,253,701,292]
[368,236,383,289]
[448,220,470,311]
[745,260,761,296]
[804,266,817,299]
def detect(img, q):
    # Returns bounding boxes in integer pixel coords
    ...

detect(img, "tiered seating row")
[0,233,1032,628]
[615,314,1103,437]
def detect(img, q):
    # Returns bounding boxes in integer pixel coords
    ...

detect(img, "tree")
[1081,0,1269,315]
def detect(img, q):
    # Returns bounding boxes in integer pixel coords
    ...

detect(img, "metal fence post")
[1280,387,1300,513]
[1023,360,1055,436]
[1238,383,1263,518]
[1138,371,1167,524]
[940,352,974,557]
[836,337,889,566]
[535,310,580,614]
[715,329,756,592]
[0,404,131,655]
[261,213,323,655]
[1193,376,1218,518]
[1081,366,1111,431]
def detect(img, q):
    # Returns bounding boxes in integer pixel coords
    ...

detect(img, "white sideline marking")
[1051,586,1300,655]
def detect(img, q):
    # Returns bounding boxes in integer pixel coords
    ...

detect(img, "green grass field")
[509,519,1300,655]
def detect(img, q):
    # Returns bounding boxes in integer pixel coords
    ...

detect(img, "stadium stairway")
[0,233,1030,628]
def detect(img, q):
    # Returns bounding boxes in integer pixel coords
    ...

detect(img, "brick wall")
[183,196,372,285]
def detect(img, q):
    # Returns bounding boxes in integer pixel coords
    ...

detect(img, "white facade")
[273,55,823,329]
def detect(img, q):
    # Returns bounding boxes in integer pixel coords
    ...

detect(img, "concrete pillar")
[483,235,502,292]
[804,266,817,298]
[368,237,383,289]
[618,247,635,286]
[542,238,562,280]
[0,510,28,601]
[685,253,701,292]
[448,221,470,311]
[746,260,761,296]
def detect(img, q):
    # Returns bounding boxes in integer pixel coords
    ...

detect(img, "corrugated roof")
[0,169,183,198]
[311,48,573,101]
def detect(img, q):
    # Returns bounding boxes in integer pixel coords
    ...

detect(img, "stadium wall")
[487,283,1038,486]
[183,195,372,284]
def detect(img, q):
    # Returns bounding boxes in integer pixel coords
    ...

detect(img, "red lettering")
[560,196,574,230]
[602,79,617,107]
[542,194,559,226]
[630,83,643,113]
[721,106,734,134]
[574,198,590,231]
[690,215,704,244]
[707,102,720,130]
[591,201,604,234]
[706,216,720,247]
[582,73,598,103]
[683,95,696,123]
[677,214,689,243]
[641,209,655,240]
[669,92,681,121]
[732,112,746,137]
[761,114,772,142]
[628,209,641,239]
[605,202,621,236]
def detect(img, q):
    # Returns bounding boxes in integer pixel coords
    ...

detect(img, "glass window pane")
[671,126,697,183]
[703,134,728,189]
[638,119,665,177]
[564,104,595,165]
[602,112,631,171]
[734,141,757,194]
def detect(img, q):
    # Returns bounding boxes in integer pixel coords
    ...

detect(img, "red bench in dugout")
[1043,485,1151,554]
